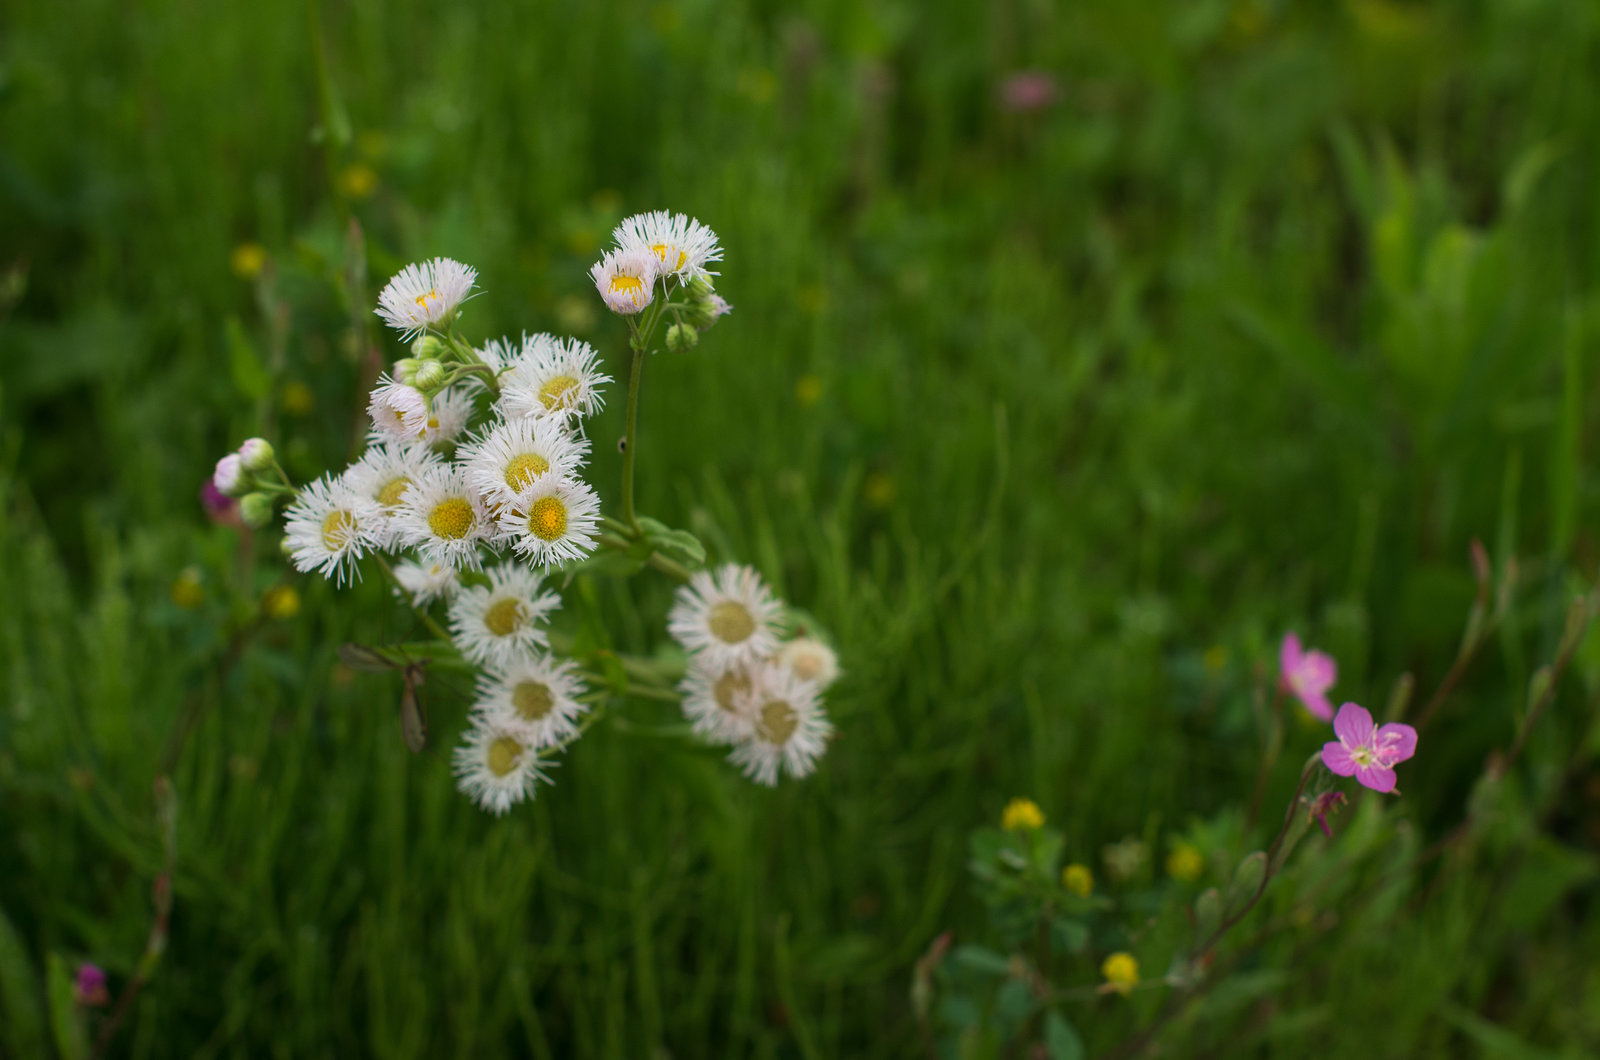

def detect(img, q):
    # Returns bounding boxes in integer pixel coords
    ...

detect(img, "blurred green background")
[3,0,1599,1056]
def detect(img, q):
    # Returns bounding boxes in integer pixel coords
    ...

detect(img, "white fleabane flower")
[283,474,382,586]
[448,562,560,669]
[345,441,446,548]
[499,334,611,425]
[368,375,431,440]
[418,386,474,447]
[459,416,590,508]
[375,257,477,339]
[612,210,722,284]
[589,246,659,314]
[473,653,589,750]
[775,636,840,689]
[391,462,490,570]
[392,557,458,605]
[497,476,602,568]
[678,656,759,744]
[728,662,832,786]
[667,563,783,674]
[452,716,550,815]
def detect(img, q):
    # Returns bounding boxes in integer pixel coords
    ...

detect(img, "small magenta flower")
[74,963,109,1007]
[1322,703,1417,794]
[1307,790,1348,837]
[1279,632,1337,721]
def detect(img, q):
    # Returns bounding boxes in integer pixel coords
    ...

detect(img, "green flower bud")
[239,492,276,529]
[237,437,275,472]
[412,359,447,391]
[410,334,446,360]
[393,357,421,384]
[665,322,699,353]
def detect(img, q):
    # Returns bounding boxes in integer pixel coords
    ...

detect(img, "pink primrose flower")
[1321,703,1417,794]
[1279,632,1337,721]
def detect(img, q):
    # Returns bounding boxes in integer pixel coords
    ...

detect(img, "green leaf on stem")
[44,953,87,1060]
[0,906,46,1059]
[635,516,707,570]
[1043,1011,1086,1060]
[1194,886,1222,943]
[949,945,1012,977]
[1225,851,1266,916]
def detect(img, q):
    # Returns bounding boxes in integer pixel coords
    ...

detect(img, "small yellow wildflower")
[1001,798,1044,832]
[1167,842,1205,882]
[1062,863,1094,897]
[262,585,301,621]
[795,374,823,407]
[282,381,315,417]
[171,567,204,609]
[1101,952,1139,996]
[230,243,266,280]
[337,162,378,200]
[864,472,896,509]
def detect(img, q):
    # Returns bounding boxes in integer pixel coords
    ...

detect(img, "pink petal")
[1300,691,1335,722]
[1355,763,1397,793]
[1332,703,1375,750]
[1303,650,1338,694]
[1374,723,1417,765]
[1279,633,1303,678]
[1321,742,1359,776]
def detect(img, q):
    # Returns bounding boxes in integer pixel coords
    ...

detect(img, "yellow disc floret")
[714,669,751,714]
[537,375,579,411]
[483,598,524,638]
[427,497,475,540]
[322,509,357,549]
[377,476,411,507]
[707,601,755,644]
[527,496,568,541]
[504,453,550,492]
[487,736,524,778]
[759,699,798,744]
[513,681,554,721]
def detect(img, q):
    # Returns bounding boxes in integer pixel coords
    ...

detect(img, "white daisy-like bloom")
[472,653,589,751]
[498,333,611,426]
[612,210,722,284]
[667,563,783,674]
[452,715,551,815]
[345,440,446,548]
[447,562,560,669]
[282,474,382,586]
[392,557,458,605]
[728,661,833,787]
[459,416,590,509]
[775,636,841,690]
[418,387,474,447]
[368,375,431,440]
[391,462,490,570]
[497,476,602,568]
[589,246,659,315]
[375,257,477,339]
[678,656,759,744]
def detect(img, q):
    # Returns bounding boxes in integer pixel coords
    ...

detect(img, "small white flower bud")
[411,334,446,360]
[213,454,247,497]
[237,438,275,472]
[665,322,698,354]
[412,359,446,391]
[393,357,421,384]
[239,492,276,528]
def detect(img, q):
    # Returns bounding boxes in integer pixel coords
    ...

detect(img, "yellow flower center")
[513,681,554,721]
[527,496,568,541]
[708,601,755,644]
[538,375,579,411]
[376,476,411,507]
[321,509,357,549]
[609,274,645,296]
[760,699,798,744]
[427,497,475,540]
[649,244,689,271]
[790,648,824,682]
[483,597,524,638]
[487,736,523,778]
[504,452,550,491]
[414,288,439,308]
[713,669,751,714]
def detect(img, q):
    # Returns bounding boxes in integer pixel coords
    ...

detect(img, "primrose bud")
[410,334,446,360]
[665,322,699,354]
[213,454,248,497]
[237,437,275,472]
[393,357,421,385]
[239,492,276,528]
[412,359,446,391]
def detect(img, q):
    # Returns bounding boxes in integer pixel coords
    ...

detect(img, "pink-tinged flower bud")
[1308,790,1348,837]
[998,70,1058,113]
[74,963,109,1007]
[213,453,247,497]
[237,437,275,472]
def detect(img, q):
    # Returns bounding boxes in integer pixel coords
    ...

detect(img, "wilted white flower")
[345,440,446,548]
[368,375,431,440]
[589,246,659,314]
[459,416,589,509]
[612,210,722,284]
[391,462,490,570]
[417,386,474,447]
[678,657,759,744]
[392,557,458,605]
[452,716,550,815]
[496,476,602,568]
[448,562,560,669]
[283,474,382,586]
[775,636,840,689]
[668,564,783,674]
[375,257,477,338]
[499,333,611,427]
[473,653,589,750]
[728,662,832,786]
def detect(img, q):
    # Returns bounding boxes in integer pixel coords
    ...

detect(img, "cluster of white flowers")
[669,565,838,785]
[214,211,835,815]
